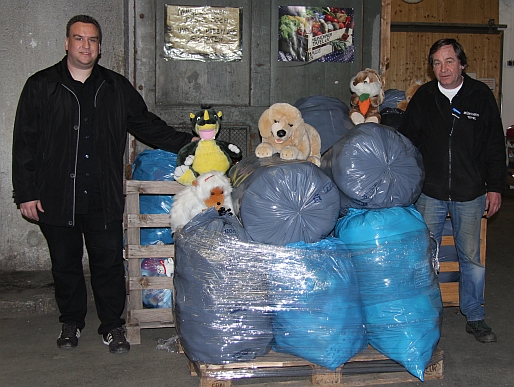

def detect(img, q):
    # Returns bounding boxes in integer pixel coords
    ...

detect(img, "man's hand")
[485,192,501,218]
[19,200,44,221]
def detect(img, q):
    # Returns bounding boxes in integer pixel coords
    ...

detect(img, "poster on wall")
[164,5,242,62]
[278,6,354,63]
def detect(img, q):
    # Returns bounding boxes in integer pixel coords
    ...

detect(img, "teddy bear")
[170,170,234,232]
[255,102,322,166]
[349,68,385,125]
[174,106,242,186]
[396,80,423,111]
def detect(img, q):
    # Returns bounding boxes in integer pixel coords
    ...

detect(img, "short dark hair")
[428,38,467,68]
[66,15,102,45]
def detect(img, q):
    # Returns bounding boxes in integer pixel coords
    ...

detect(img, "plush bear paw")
[364,116,380,123]
[350,111,365,125]
[255,142,274,158]
[280,146,300,161]
[307,155,321,167]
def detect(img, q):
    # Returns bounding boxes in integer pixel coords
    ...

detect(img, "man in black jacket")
[12,15,195,353]
[399,38,506,343]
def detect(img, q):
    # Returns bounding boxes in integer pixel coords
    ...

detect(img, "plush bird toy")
[174,106,242,185]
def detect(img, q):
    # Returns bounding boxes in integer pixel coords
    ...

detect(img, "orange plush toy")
[349,68,384,125]
[396,80,422,111]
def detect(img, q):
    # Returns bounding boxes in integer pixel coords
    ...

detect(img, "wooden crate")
[124,179,184,344]
[188,346,444,387]
[439,216,487,307]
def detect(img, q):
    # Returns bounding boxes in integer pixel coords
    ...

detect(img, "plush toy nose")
[277,130,286,138]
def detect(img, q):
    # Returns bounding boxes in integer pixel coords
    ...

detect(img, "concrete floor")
[2,193,514,387]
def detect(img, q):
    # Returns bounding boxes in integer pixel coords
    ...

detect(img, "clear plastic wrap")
[173,200,441,382]
[174,208,366,370]
[334,205,442,381]
[228,154,341,245]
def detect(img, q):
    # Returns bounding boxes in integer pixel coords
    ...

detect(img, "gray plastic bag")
[229,154,341,245]
[321,123,423,209]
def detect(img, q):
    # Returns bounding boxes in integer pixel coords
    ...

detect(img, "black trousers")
[39,214,126,335]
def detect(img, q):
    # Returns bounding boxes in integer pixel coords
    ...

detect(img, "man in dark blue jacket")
[12,15,195,353]
[399,38,506,343]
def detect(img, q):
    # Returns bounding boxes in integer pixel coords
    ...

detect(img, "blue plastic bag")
[132,149,177,245]
[270,237,367,370]
[334,206,442,381]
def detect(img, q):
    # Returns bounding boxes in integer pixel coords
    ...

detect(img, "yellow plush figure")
[174,106,242,185]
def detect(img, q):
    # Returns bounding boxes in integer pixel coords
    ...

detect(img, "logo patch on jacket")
[463,111,479,120]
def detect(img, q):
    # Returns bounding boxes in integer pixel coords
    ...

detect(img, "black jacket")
[12,57,193,227]
[398,73,506,202]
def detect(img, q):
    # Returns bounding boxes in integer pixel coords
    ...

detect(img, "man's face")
[432,44,464,89]
[65,22,100,71]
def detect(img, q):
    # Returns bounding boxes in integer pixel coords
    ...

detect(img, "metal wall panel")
[132,0,382,155]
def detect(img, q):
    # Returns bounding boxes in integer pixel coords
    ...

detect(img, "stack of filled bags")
[172,113,442,381]
[322,123,442,381]
[132,149,177,309]
[174,152,367,370]
[174,208,367,370]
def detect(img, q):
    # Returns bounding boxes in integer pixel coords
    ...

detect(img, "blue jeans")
[415,193,486,321]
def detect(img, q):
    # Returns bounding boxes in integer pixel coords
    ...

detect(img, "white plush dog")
[170,171,234,232]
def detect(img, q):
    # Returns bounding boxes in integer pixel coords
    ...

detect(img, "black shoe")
[57,323,80,349]
[102,327,130,353]
[466,320,497,343]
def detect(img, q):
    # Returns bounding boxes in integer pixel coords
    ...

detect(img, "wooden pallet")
[188,346,444,387]
[439,215,487,307]
[124,179,184,344]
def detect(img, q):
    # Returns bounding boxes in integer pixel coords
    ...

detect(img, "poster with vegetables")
[278,6,354,63]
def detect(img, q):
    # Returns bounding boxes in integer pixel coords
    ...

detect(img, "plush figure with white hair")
[170,171,234,232]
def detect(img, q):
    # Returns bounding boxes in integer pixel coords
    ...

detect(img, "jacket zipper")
[434,97,455,200]
[61,84,80,227]
[449,117,456,200]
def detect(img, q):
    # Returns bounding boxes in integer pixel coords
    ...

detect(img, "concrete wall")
[0,0,126,270]
[1,0,513,271]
